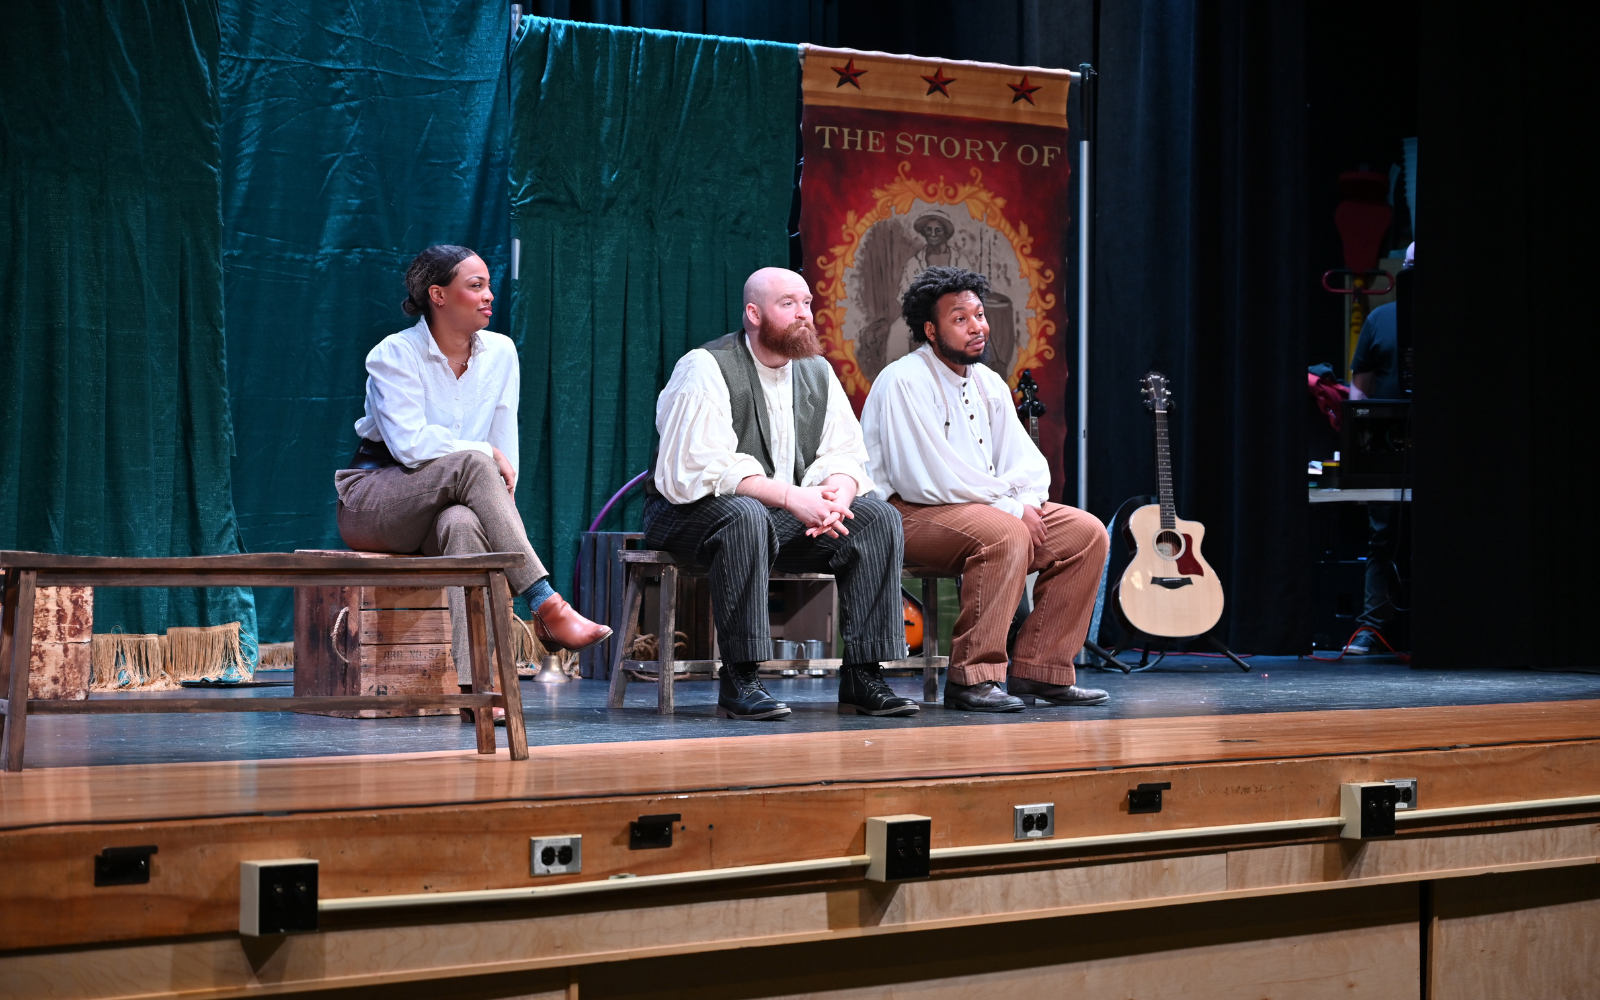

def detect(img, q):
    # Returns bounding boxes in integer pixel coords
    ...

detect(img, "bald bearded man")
[644,267,915,720]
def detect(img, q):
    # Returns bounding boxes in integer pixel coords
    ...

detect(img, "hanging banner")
[798,46,1074,498]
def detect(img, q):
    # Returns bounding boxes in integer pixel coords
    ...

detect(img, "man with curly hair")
[860,266,1110,713]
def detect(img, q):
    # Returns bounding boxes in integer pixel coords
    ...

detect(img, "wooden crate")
[0,584,92,700]
[292,552,457,718]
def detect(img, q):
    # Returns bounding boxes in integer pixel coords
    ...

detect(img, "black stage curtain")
[529,1,1311,653]
[1090,2,1308,654]
[1415,7,1598,669]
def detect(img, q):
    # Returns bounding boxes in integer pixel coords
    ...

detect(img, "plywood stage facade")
[1,701,1597,998]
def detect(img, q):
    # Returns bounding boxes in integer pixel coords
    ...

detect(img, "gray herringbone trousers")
[642,493,907,666]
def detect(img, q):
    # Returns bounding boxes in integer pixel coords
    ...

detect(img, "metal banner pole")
[1076,64,1096,511]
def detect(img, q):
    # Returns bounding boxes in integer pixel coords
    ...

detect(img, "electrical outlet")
[1385,778,1418,811]
[865,815,931,882]
[240,859,318,936]
[531,835,582,875]
[1340,782,1399,839]
[1013,803,1055,839]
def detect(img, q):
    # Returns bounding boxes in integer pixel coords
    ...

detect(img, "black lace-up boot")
[715,661,790,720]
[838,662,920,717]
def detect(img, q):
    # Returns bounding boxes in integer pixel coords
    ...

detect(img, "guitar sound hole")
[1154,529,1186,560]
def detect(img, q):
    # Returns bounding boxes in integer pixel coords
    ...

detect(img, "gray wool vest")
[702,330,830,484]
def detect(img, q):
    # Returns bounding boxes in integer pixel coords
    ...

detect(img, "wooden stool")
[902,566,953,703]
[602,549,954,713]
[604,550,840,714]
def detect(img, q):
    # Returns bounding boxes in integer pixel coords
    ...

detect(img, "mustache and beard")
[929,325,989,366]
[757,313,823,360]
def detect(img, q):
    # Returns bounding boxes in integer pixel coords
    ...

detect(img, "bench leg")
[657,565,677,715]
[922,576,939,704]
[464,585,496,755]
[489,572,529,760]
[1,569,37,771]
[606,568,642,709]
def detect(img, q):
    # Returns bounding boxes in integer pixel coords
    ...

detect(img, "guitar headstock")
[1015,369,1046,417]
[1140,371,1173,414]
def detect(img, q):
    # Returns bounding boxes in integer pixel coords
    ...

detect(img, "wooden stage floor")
[5,699,1599,830]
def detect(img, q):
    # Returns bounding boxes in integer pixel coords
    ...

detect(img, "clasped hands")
[738,473,858,538]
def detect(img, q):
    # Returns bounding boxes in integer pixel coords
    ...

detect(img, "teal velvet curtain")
[219,0,512,640]
[510,19,798,593]
[0,0,257,640]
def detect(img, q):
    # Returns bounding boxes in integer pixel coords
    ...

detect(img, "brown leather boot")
[532,594,612,652]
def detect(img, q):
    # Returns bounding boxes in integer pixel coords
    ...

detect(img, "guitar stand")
[1081,638,1135,674]
[1203,633,1252,672]
[1100,631,1250,673]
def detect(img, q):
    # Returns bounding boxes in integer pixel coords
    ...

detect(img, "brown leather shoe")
[1007,675,1110,706]
[533,594,612,652]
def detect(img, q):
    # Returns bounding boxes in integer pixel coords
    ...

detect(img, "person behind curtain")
[1343,242,1414,655]
[645,267,915,721]
[860,266,1110,713]
[334,245,610,712]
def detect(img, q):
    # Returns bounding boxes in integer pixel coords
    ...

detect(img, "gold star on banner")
[921,66,957,97]
[1008,74,1042,105]
[831,57,867,89]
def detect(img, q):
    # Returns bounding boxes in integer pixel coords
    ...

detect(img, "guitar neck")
[1028,416,1039,448]
[1154,408,1175,528]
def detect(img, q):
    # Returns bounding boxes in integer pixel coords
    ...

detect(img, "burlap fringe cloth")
[247,614,578,678]
[91,622,251,691]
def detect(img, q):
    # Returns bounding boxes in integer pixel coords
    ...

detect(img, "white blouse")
[861,343,1049,518]
[353,318,520,474]
[652,336,875,504]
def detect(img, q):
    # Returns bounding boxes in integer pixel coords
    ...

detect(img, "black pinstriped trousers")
[642,493,908,666]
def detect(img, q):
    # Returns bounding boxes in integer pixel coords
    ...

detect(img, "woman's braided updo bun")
[401,244,476,317]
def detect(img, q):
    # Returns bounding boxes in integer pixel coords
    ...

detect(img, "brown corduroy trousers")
[890,497,1108,686]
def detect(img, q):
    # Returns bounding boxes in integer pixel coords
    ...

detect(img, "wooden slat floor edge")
[3,700,1599,830]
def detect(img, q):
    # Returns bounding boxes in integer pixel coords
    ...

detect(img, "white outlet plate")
[531,835,582,876]
[1385,778,1418,811]
[1013,803,1055,840]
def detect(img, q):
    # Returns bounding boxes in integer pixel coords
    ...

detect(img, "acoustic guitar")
[1114,372,1225,639]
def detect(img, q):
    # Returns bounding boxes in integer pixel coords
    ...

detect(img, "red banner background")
[799,102,1074,498]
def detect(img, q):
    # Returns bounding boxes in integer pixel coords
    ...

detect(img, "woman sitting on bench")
[335,245,610,700]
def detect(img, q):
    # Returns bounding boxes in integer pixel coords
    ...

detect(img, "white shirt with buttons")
[860,343,1050,518]
[353,317,520,475]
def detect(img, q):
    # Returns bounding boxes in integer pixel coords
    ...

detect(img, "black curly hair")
[900,266,991,344]
[401,244,477,317]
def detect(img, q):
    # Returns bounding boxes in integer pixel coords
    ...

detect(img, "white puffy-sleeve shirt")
[353,318,520,475]
[861,344,1049,518]
[652,339,875,504]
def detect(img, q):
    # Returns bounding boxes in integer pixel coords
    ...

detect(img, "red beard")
[757,315,823,360]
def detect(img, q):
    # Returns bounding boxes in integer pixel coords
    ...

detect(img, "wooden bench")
[0,550,528,771]
[604,549,951,714]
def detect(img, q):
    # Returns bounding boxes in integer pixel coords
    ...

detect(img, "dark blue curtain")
[219,0,512,640]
